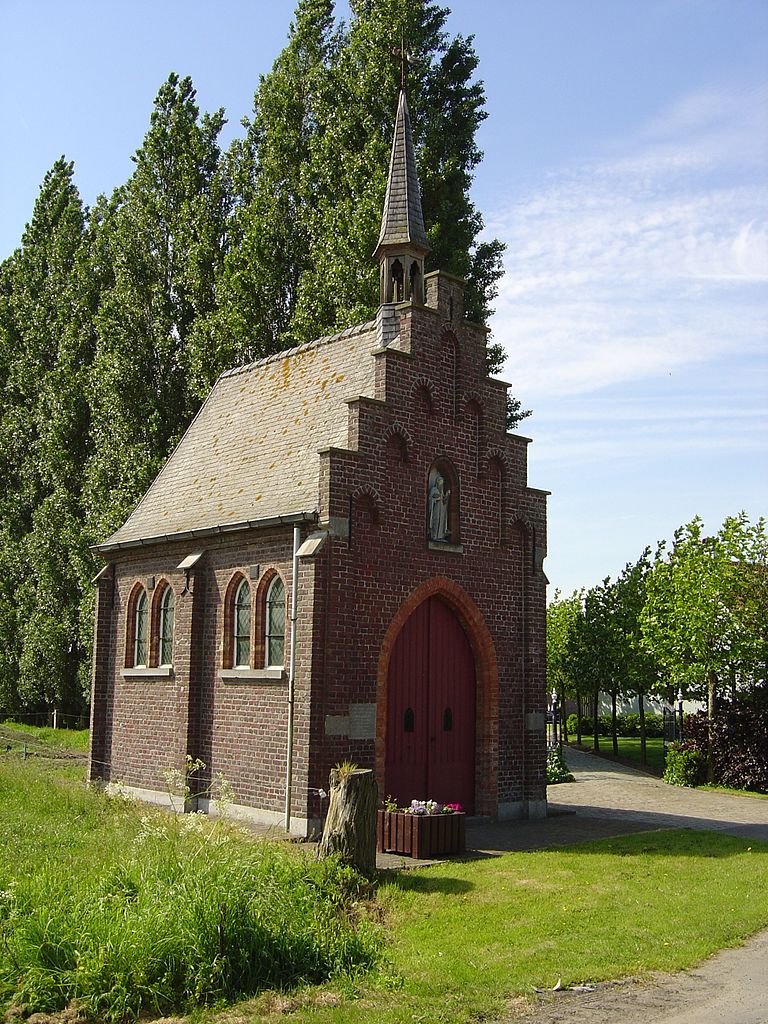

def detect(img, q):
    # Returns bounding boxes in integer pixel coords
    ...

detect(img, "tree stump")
[318,767,378,876]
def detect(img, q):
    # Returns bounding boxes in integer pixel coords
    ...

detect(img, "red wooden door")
[385,597,476,813]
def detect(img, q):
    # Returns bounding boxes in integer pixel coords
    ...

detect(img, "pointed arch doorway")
[385,596,476,812]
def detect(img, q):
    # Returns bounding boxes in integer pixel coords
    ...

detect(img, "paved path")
[548,746,768,842]
[379,745,768,868]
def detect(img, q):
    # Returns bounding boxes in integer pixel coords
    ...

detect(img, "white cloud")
[488,84,768,401]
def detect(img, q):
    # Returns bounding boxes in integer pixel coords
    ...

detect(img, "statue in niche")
[428,469,451,542]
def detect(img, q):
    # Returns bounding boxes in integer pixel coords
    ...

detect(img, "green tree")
[86,73,231,543]
[0,158,95,716]
[640,514,766,778]
[216,0,528,424]
[546,590,582,742]
[205,0,340,362]
[612,549,661,763]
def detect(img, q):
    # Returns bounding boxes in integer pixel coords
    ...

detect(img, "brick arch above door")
[375,576,499,816]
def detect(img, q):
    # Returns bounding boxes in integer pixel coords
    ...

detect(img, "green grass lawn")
[3,756,768,1024]
[0,719,89,753]
[569,735,666,774]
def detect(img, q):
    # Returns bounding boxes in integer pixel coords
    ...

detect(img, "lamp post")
[677,689,684,742]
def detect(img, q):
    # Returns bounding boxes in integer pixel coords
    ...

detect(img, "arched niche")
[426,458,460,545]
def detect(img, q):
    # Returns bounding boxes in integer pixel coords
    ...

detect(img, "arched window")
[409,260,422,303]
[391,258,404,302]
[134,590,149,668]
[265,576,285,667]
[233,578,251,668]
[159,587,175,666]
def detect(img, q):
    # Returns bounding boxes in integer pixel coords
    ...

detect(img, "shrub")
[567,714,593,736]
[685,705,768,793]
[567,712,664,739]
[643,713,664,738]
[663,742,705,788]
[546,746,574,784]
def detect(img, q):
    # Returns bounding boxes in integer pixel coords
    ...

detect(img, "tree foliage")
[548,514,765,767]
[0,159,95,715]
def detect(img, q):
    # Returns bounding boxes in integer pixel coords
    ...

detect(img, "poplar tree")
[0,158,94,715]
[203,0,340,359]
[86,74,230,541]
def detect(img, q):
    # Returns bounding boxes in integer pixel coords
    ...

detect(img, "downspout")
[284,524,301,832]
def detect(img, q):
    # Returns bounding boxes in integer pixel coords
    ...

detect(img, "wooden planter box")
[377,809,466,858]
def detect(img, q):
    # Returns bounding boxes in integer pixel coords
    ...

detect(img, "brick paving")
[377,746,768,868]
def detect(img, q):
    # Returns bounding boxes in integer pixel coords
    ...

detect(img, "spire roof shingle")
[375,90,429,256]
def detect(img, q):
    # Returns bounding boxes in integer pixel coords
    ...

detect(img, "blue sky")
[1,0,766,597]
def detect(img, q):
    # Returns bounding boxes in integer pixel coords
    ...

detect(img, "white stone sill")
[220,668,286,684]
[120,666,174,678]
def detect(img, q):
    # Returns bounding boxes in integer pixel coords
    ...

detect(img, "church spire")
[375,89,430,306]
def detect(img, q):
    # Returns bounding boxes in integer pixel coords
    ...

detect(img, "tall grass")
[0,761,380,1021]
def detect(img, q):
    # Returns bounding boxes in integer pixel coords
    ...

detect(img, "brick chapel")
[88,91,549,835]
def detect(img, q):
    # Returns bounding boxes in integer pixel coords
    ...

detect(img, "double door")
[385,596,476,813]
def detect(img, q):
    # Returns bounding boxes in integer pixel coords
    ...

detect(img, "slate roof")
[375,90,429,255]
[99,321,379,550]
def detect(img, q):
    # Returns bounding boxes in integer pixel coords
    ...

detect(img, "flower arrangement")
[378,798,466,857]
[388,798,463,815]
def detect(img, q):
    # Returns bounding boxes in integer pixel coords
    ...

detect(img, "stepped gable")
[100,321,378,550]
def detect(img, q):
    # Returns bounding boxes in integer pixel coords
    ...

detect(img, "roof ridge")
[220,319,377,379]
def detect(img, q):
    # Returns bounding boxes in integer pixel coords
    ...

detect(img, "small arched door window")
[159,587,174,666]
[265,576,285,667]
[134,591,149,668]
[233,578,251,668]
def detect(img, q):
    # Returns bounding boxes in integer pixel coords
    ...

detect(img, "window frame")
[233,576,252,669]
[264,575,286,669]
[133,589,149,668]
[158,585,175,667]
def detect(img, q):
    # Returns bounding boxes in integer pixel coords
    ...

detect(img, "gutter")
[92,511,318,554]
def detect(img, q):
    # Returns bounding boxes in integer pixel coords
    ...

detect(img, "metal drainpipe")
[284,524,301,833]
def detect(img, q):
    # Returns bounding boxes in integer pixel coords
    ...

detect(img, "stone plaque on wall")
[324,715,349,736]
[349,703,376,740]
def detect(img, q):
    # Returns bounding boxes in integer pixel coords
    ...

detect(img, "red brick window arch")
[150,580,175,667]
[125,583,149,668]
[223,572,252,669]
[427,458,460,545]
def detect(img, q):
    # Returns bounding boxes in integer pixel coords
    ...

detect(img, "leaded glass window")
[234,578,251,668]
[265,577,285,667]
[134,590,148,667]
[159,587,174,666]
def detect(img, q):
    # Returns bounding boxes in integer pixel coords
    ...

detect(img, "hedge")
[566,712,664,739]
